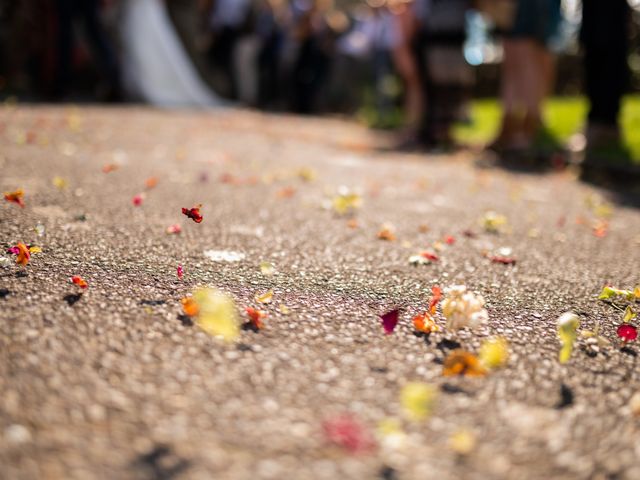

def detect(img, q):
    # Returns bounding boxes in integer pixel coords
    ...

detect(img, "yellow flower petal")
[193,288,240,342]
[479,337,509,369]
[400,382,437,421]
[255,290,274,304]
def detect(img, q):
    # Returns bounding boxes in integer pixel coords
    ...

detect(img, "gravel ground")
[1,105,640,480]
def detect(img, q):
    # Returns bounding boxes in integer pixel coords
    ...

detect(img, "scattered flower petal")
[35,224,45,236]
[557,312,580,363]
[132,193,144,206]
[413,312,439,334]
[276,186,296,198]
[260,261,275,276]
[421,251,439,262]
[481,211,507,233]
[331,189,362,215]
[441,286,488,331]
[245,307,267,330]
[177,265,184,279]
[4,189,25,208]
[617,324,638,342]
[598,286,635,301]
[428,285,443,314]
[444,235,456,245]
[52,176,67,190]
[443,350,487,377]
[322,414,376,454]
[9,243,30,266]
[192,288,240,342]
[479,337,509,369]
[102,163,118,174]
[28,246,42,254]
[181,297,199,317]
[623,305,637,323]
[400,382,437,421]
[449,430,476,455]
[145,176,158,190]
[182,205,203,223]
[380,309,400,335]
[70,276,88,289]
[489,255,517,265]
[377,225,396,241]
[255,290,274,304]
[278,303,291,315]
[166,224,182,234]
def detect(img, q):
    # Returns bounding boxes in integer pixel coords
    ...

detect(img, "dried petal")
[449,430,476,455]
[10,243,30,266]
[481,211,507,233]
[377,226,396,241]
[332,190,362,215]
[192,288,240,341]
[166,224,182,234]
[617,324,638,342]
[490,255,516,265]
[443,350,487,377]
[557,312,580,363]
[259,261,275,276]
[4,189,25,208]
[400,382,437,421]
[70,276,89,289]
[420,251,439,262]
[428,285,443,315]
[623,306,637,323]
[381,309,400,335]
[479,337,509,369]
[413,312,439,334]
[102,163,118,174]
[181,297,199,317]
[255,290,274,304]
[182,205,203,223]
[245,307,267,330]
[322,414,376,454]
[52,176,67,190]
[145,176,158,190]
[132,193,144,206]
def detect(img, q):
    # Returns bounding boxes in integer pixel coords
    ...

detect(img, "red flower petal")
[182,205,203,223]
[380,309,400,335]
[70,276,89,289]
[490,256,517,265]
[617,324,638,342]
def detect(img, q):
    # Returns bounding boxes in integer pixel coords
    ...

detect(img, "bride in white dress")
[120,0,225,108]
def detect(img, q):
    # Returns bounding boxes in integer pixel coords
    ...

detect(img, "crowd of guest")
[0,0,635,171]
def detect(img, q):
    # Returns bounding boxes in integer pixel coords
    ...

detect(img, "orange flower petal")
[442,350,487,377]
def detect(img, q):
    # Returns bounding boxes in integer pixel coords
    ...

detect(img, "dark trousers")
[581,0,630,126]
[209,27,241,100]
[54,0,119,95]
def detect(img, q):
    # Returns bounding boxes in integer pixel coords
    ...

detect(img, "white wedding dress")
[120,0,224,108]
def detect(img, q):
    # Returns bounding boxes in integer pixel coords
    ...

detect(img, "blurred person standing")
[580,0,632,177]
[417,0,473,147]
[53,0,121,100]
[207,0,253,100]
[486,0,562,157]
[388,0,424,148]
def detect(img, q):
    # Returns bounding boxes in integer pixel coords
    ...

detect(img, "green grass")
[453,95,640,163]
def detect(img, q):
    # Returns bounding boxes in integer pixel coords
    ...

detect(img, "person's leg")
[78,0,121,99]
[582,0,629,130]
[53,0,74,97]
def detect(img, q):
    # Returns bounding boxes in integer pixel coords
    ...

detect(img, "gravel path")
[1,106,640,480]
